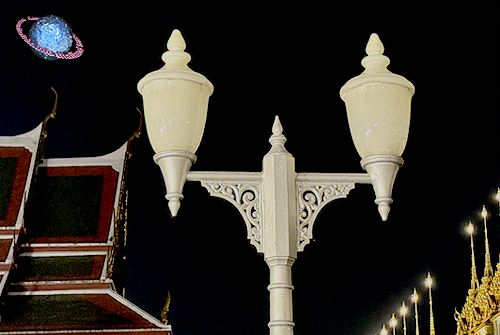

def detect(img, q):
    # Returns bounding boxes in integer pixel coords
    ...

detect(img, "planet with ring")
[16,15,84,61]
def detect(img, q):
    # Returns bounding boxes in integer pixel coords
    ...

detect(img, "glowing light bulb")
[390,313,397,328]
[411,288,419,303]
[425,273,433,288]
[400,301,408,316]
[381,324,388,335]
[466,222,474,235]
[481,206,488,219]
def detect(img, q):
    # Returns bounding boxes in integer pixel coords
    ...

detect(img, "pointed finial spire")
[167,29,186,51]
[360,33,391,75]
[482,205,494,278]
[272,115,283,136]
[381,324,388,335]
[466,221,479,290]
[161,29,191,70]
[366,33,384,56]
[268,116,288,153]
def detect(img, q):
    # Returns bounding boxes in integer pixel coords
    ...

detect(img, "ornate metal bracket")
[296,182,355,251]
[201,181,263,252]
[187,171,370,253]
[188,172,263,252]
[295,173,370,251]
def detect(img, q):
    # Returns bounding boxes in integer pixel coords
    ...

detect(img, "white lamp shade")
[137,29,214,217]
[343,83,412,158]
[138,29,213,155]
[141,79,211,154]
[340,34,414,159]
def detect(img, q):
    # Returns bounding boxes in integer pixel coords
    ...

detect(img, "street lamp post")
[466,222,479,290]
[400,301,408,335]
[425,273,436,335]
[381,324,389,335]
[390,313,397,335]
[138,29,414,335]
[481,206,494,277]
[411,288,420,335]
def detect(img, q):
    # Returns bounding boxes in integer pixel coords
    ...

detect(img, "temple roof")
[457,239,500,334]
[0,122,42,296]
[0,108,170,334]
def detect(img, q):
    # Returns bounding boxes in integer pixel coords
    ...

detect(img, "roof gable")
[26,165,118,243]
[0,150,31,226]
[0,107,169,334]
[0,122,44,296]
[1,290,170,332]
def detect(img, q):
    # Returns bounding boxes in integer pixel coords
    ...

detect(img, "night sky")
[0,2,499,334]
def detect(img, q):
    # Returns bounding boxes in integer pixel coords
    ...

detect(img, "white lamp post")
[138,30,414,335]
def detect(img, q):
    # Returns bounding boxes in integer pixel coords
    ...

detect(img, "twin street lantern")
[138,30,414,335]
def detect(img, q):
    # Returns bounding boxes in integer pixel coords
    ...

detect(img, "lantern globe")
[340,34,414,221]
[137,29,213,156]
[340,33,414,159]
[137,29,214,217]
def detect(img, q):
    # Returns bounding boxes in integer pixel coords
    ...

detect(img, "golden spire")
[411,288,420,335]
[425,273,436,335]
[389,313,397,335]
[400,301,408,335]
[161,291,171,325]
[466,222,480,291]
[481,206,494,278]
[381,324,388,335]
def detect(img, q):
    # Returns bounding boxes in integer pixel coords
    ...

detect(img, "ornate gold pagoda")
[456,208,500,335]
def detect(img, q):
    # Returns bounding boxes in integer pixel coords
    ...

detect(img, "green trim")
[18,256,95,280]
[0,157,18,220]
[29,175,104,238]
[1,294,131,327]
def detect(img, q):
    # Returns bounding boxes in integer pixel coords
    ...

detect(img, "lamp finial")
[268,116,288,153]
[161,29,192,70]
[366,33,384,56]
[272,115,283,136]
[167,29,186,51]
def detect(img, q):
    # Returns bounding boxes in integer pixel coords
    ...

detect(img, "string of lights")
[375,276,435,335]
[375,188,500,335]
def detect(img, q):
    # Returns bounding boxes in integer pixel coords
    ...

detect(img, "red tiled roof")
[0,290,171,333]
[0,122,170,334]
[0,240,12,262]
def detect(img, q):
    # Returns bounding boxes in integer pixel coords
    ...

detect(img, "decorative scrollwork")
[200,181,262,252]
[297,183,355,251]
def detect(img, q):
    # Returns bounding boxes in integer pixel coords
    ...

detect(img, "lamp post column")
[262,117,297,335]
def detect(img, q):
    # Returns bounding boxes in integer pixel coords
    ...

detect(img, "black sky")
[0,1,499,335]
